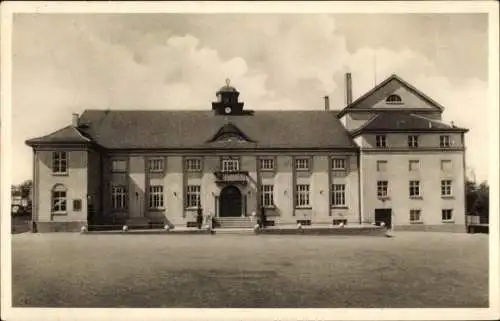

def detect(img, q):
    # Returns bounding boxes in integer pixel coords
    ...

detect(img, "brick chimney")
[72,113,79,127]
[345,73,353,105]
[324,96,330,111]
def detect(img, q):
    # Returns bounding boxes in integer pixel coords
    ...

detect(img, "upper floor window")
[295,158,310,171]
[259,158,275,171]
[440,135,451,148]
[221,158,239,172]
[186,158,202,172]
[51,184,67,214]
[332,158,346,171]
[376,160,388,172]
[441,180,453,197]
[408,135,419,148]
[52,151,68,174]
[112,159,127,173]
[386,94,403,104]
[148,158,164,173]
[376,135,387,148]
[409,180,421,198]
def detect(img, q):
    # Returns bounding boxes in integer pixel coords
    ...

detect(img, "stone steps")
[216,216,255,228]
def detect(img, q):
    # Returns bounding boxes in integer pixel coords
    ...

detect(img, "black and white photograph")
[1,1,498,321]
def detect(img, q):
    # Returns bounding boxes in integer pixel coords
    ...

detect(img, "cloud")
[11,14,489,184]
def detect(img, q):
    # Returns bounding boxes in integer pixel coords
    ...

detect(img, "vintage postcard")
[1,1,499,321]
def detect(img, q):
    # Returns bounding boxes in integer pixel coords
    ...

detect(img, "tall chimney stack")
[72,113,79,127]
[324,96,330,111]
[345,72,353,105]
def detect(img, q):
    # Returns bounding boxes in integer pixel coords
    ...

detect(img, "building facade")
[26,74,468,232]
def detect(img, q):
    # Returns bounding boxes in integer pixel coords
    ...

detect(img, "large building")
[25,74,468,232]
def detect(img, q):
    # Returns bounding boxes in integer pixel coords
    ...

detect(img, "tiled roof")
[28,110,358,150]
[351,112,468,136]
[25,125,92,145]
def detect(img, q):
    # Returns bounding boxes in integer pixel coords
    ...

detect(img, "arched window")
[386,94,403,104]
[51,184,67,213]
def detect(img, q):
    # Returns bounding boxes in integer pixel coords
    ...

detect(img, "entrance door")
[374,209,392,228]
[219,185,242,217]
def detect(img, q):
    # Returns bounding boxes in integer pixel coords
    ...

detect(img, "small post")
[196,204,203,229]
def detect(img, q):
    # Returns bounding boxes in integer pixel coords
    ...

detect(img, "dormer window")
[386,94,403,104]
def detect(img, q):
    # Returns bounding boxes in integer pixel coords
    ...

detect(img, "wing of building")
[26,74,468,232]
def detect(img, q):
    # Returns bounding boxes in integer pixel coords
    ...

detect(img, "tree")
[465,179,489,219]
[20,180,33,199]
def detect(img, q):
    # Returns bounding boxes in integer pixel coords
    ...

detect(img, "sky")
[11,13,489,184]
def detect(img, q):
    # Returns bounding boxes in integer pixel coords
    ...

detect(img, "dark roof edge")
[350,127,469,137]
[101,147,360,154]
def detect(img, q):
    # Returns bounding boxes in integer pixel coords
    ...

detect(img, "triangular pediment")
[208,122,254,143]
[339,74,444,117]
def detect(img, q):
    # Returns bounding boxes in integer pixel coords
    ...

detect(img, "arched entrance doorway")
[219,185,242,217]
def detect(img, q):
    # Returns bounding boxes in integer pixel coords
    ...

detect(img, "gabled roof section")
[338,74,445,118]
[350,112,468,136]
[25,125,92,146]
[207,122,254,143]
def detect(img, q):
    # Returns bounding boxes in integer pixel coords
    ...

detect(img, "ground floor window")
[331,184,346,206]
[111,185,127,210]
[51,184,67,213]
[295,184,310,208]
[442,209,453,222]
[149,185,164,209]
[260,185,274,207]
[409,209,422,223]
[186,185,201,208]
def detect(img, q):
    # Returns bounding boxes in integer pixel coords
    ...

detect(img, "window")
[112,159,127,172]
[441,180,453,197]
[332,158,346,171]
[377,181,388,198]
[52,151,68,174]
[73,199,82,212]
[376,160,387,172]
[410,209,422,223]
[408,135,419,148]
[331,184,346,207]
[259,158,275,171]
[186,185,201,208]
[386,94,402,104]
[376,135,387,148]
[51,184,67,213]
[441,160,452,171]
[260,185,274,207]
[295,184,310,208]
[186,158,202,172]
[295,158,310,171]
[442,209,453,222]
[111,185,127,210]
[409,160,420,171]
[148,158,164,172]
[148,185,164,209]
[221,159,239,172]
[440,135,451,148]
[409,180,421,198]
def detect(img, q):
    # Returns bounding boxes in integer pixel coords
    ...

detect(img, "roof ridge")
[410,113,451,126]
[350,114,381,135]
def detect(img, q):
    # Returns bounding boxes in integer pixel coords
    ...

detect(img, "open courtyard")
[12,231,488,308]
